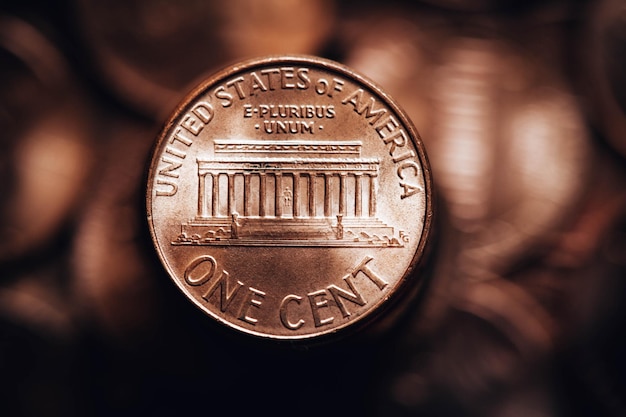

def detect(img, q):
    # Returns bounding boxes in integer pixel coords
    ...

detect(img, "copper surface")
[74,0,336,118]
[2,2,626,416]
[0,16,94,263]
[146,55,433,340]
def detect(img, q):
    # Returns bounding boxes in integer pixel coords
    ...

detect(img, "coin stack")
[1,1,625,416]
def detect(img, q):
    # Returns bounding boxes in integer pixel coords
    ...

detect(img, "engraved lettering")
[246,104,334,119]
[296,68,311,89]
[315,78,328,95]
[341,88,387,125]
[271,105,288,118]
[329,78,344,97]
[307,289,334,327]
[279,256,389,330]
[171,128,193,147]
[351,256,388,290]
[157,127,195,197]
[184,255,218,286]
[315,77,344,97]
[226,76,246,99]
[243,104,253,118]
[397,160,422,199]
[249,71,268,95]
[182,114,203,136]
[156,179,177,196]
[382,129,408,157]
[165,146,186,159]
[237,287,266,325]
[397,161,420,179]
[263,120,315,134]
[327,275,366,318]
[215,85,233,107]
[373,114,399,137]
[281,67,296,89]
[158,157,182,178]
[279,295,305,330]
[352,102,423,200]
[192,102,214,123]
[400,182,422,199]
[259,104,270,117]
[392,150,415,163]
[300,121,314,134]
[260,68,281,90]
[182,257,269,325]
[201,269,244,312]
[288,105,301,118]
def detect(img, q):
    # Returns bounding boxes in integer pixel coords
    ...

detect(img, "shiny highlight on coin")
[146,56,432,340]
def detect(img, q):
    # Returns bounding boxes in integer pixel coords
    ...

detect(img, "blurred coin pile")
[1,1,625,416]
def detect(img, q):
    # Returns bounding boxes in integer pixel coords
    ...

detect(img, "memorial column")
[324,173,332,217]
[212,173,220,217]
[293,173,300,217]
[354,173,362,217]
[339,173,347,216]
[198,173,208,218]
[259,173,267,217]
[308,173,316,217]
[227,173,235,216]
[275,172,283,217]
[243,173,251,216]
[369,173,377,217]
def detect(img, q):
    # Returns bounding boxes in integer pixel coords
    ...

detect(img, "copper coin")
[146,56,433,341]
[0,16,94,264]
[73,0,336,118]
[581,0,626,158]
[347,20,591,278]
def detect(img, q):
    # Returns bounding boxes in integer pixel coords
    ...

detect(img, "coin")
[414,0,525,12]
[345,17,591,278]
[580,0,626,159]
[72,117,164,345]
[0,264,85,416]
[0,16,94,264]
[146,56,433,341]
[73,0,336,118]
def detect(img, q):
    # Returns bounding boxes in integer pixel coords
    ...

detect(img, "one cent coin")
[146,56,433,341]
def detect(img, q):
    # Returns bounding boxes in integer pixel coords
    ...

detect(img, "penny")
[73,0,226,117]
[73,0,336,118]
[580,0,626,159]
[72,117,163,345]
[146,56,433,341]
[414,0,525,12]
[0,261,85,416]
[345,17,591,278]
[212,0,336,59]
[0,16,94,264]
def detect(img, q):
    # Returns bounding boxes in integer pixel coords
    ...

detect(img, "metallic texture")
[146,55,433,340]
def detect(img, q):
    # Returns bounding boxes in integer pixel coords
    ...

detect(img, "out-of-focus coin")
[212,0,336,59]
[580,0,626,158]
[415,0,526,12]
[74,0,336,118]
[73,0,225,117]
[375,304,554,417]
[345,19,591,278]
[72,117,163,345]
[0,268,84,417]
[0,16,94,264]
[146,56,433,341]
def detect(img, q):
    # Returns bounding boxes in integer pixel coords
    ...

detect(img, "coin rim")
[146,54,434,341]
